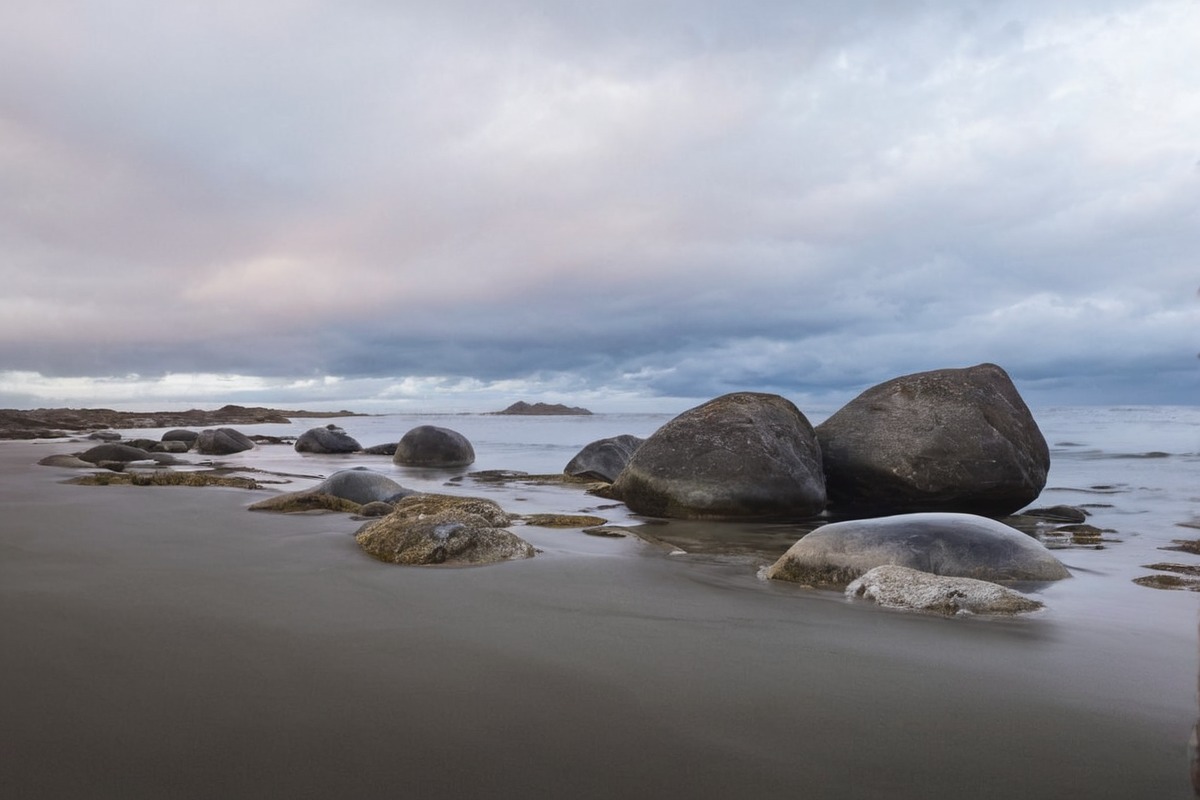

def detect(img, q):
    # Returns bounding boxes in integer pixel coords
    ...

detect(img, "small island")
[492,401,593,416]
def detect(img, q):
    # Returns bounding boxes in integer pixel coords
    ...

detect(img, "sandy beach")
[2,438,1196,799]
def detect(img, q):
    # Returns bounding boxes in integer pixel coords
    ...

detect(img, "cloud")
[0,0,1197,409]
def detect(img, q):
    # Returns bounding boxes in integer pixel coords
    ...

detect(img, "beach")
[2,409,1198,799]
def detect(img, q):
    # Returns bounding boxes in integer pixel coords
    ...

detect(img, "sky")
[1,0,1197,413]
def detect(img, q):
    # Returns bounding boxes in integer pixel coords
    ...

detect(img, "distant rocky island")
[0,404,362,439]
[492,401,593,416]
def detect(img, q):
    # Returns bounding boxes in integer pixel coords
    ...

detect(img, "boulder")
[845,565,1044,616]
[195,427,255,456]
[38,454,95,469]
[767,512,1071,585]
[295,425,361,454]
[610,392,825,519]
[362,442,398,456]
[161,429,199,446]
[815,363,1049,516]
[77,443,156,464]
[355,497,533,566]
[87,431,122,441]
[316,468,415,505]
[153,440,190,454]
[564,435,644,482]
[393,426,475,468]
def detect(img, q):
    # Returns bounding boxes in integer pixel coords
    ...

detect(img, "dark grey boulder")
[564,435,644,482]
[295,425,361,454]
[610,392,826,520]
[393,426,475,468]
[77,443,155,464]
[362,442,398,456]
[816,363,1049,517]
[162,429,199,446]
[196,427,255,456]
[87,431,122,442]
[767,512,1071,585]
[318,468,415,505]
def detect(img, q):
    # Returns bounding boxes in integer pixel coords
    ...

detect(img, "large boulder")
[393,426,475,468]
[295,425,361,454]
[317,468,415,505]
[610,392,826,520]
[77,443,155,464]
[845,565,1044,616]
[161,429,199,446]
[815,363,1049,516]
[195,427,255,456]
[766,512,1071,585]
[355,495,532,566]
[564,434,644,482]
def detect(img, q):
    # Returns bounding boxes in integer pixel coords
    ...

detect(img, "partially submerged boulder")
[196,427,255,456]
[38,454,95,469]
[248,468,415,512]
[610,392,825,520]
[393,425,475,468]
[355,495,532,566]
[846,565,1044,616]
[564,434,644,482]
[161,429,199,446]
[295,425,361,454]
[77,443,156,464]
[767,512,1070,585]
[816,363,1048,516]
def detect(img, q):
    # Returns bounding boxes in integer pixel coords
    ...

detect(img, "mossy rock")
[248,490,362,513]
[69,470,261,489]
[519,514,608,528]
[388,494,512,527]
[1133,574,1200,592]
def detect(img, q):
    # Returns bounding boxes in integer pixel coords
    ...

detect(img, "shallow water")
[2,405,1198,798]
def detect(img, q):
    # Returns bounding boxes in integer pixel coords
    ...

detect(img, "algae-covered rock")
[248,491,362,513]
[846,565,1044,615]
[356,509,534,566]
[387,494,512,527]
[520,514,608,528]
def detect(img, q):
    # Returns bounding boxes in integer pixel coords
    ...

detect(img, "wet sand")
[2,441,1196,799]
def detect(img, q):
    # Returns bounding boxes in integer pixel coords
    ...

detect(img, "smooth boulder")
[295,425,362,454]
[610,392,825,520]
[77,443,156,464]
[816,363,1049,516]
[393,426,475,468]
[564,435,644,482]
[767,512,1071,585]
[196,427,255,456]
[845,565,1044,616]
[317,468,415,505]
[161,429,199,446]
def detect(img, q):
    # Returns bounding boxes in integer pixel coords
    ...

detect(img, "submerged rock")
[393,426,475,468]
[611,392,825,520]
[77,443,156,464]
[564,434,644,482]
[295,425,361,454]
[161,429,199,446]
[38,454,96,469]
[248,468,415,512]
[846,565,1044,615]
[767,512,1071,585]
[816,363,1049,516]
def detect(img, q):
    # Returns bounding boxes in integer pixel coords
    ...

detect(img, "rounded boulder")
[393,426,475,468]
[295,425,362,454]
[564,434,644,483]
[196,427,255,456]
[767,512,1071,585]
[610,392,826,520]
[815,363,1049,516]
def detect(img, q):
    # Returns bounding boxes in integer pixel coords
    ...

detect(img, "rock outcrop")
[610,392,825,520]
[816,363,1049,516]
[564,434,644,482]
[393,426,475,468]
[767,512,1071,585]
[494,401,592,415]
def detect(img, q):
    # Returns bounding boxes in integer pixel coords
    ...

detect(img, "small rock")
[846,565,1044,615]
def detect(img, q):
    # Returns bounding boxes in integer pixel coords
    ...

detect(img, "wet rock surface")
[393,425,475,467]
[846,565,1045,616]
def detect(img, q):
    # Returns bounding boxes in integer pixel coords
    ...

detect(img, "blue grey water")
[2,404,1197,798]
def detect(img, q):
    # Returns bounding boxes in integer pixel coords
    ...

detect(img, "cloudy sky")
[1,0,1197,412]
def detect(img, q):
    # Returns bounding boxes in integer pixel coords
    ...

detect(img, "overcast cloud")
[1,0,1197,412]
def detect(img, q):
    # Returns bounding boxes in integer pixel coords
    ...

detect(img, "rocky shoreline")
[0,404,362,439]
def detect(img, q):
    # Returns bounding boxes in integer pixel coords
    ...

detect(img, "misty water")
[3,404,1198,798]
